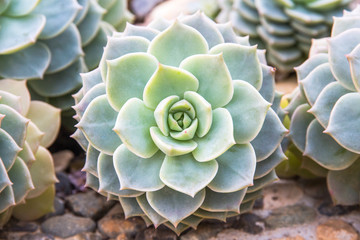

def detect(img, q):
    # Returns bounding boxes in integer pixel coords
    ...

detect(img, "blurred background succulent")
[278,5,360,205]
[217,0,355,73]
[0,79,60,227]
[0,0,134,126]
[73,12,287,234]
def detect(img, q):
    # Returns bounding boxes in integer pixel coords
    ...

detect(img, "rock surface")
[41,214,96,238]
[316,219,359,240]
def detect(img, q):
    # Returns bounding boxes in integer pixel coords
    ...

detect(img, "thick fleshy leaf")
[97,152,144,197]
[251,108,287,161]
[136,194,166,227]
[77,0,105,46]
[82,145,99,176]
[150,127,197,156]
[0,160,11,192]
[0,80,30,116]
[147,186,205,227]
[119,197,144,218]
[83,23,114,70]
[348,44,360,92]
[0,15,45,54]
[225,80,270,144]
[328,159,360,205]
[183,91,212,137]
[193,208,226,221]
[28,58,84,97]
[180,54,233,108]
[247,170,278,193]
[181,12,224,48]
[12,185,55,221]
[81,68,102,94]
[0,104,28,147]
[8,157,34,204]
[295,53,329,81]
[258,65,276,104]
[74,0,90,24]
[113,144,164,192]
[4,0,39,16]
[100,36,150,81]
[0,186,15,213]
[328,29,360,91]
[106,53,158,111]
[74,83,105,118]
[208,144,256,193]
[0,42,50,79]
[114,98,158,158]
[254,146,286,179]
[169,119,198,141]
[154,96,180,136]
[148,20,208,67]
[34,0,80,39]
[301,63,336,106]
[26,101,60,148]
[164,222,191,236]
[182,215,203,230]
[289,104,314,152]
[160,154,218,197]
[201,188,246,213]
[26,147,57,199]
[169,100,195,119]
[121,24,160,41]
[209,43,262,89]
[143,64,199,109]
[304,119,358,170]
[77,95,121,155]
[255,0,289,22]
[325,93,360,154]
[42,23,83,74]
[25,121,43,153]
[0,92,21,117]
[310,82,352,128]
[192,108,235,162]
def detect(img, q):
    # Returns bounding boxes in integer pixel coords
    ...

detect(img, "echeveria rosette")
[216,0,354,73]
[282,6,360,206]
[73,12,287,235]
[0,0,133,116]
[0,79,60,227]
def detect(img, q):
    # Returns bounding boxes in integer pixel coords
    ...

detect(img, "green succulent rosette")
[282,6,360,205]
[217,0,354,73]
[73,12,287,235]
[0,79,60,227]
[0,0,133,115]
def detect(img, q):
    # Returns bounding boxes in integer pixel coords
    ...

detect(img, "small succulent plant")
[0,0,133,116]
[282,5,360,205]
[217,0,354,73]
[0,79,60,227]
[73,12,287,234]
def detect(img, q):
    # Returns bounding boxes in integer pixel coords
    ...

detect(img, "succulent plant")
[0,0,133,116]
[281,5,360,205]
[73,12,287,234]
[217,0,354,73]
[0,79,60,227]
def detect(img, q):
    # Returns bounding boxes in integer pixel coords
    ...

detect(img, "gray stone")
[318,202,358,216]
[55,172,72,198]
[45,197,65,219]
[64,232,103,240]
[20,233,54,240]
[66,191,115,219]
[98,205,146,239]
[265,204,317,229]
[41,213,96,238]
[6,221,38,232]
[232,213,264,234]
[181,222,224,240]
[135,227,177,240]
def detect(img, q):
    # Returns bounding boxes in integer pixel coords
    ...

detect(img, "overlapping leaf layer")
[0,79,60,227]
[279,6,360,206]
[73,12,287,234]
[0,0,134,117]
[217,0,354,72]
